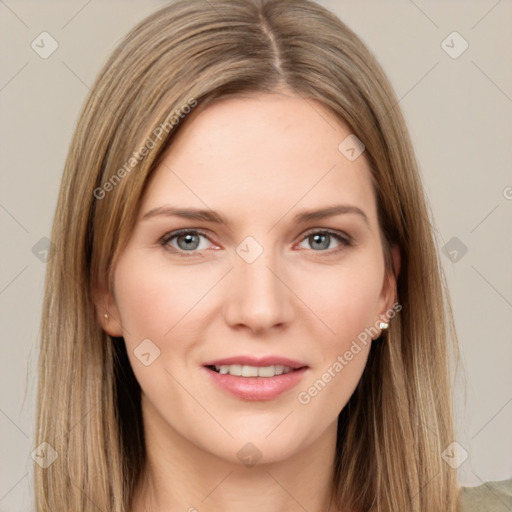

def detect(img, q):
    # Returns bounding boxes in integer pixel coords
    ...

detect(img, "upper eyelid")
[160,228,352,249]
[160,228,215,244]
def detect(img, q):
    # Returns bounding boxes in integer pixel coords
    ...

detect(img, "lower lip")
[202,366,308,401]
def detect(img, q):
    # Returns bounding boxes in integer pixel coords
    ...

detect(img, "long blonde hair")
[35,0,461,510]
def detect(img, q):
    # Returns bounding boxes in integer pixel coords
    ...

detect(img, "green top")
[459,479,512,511]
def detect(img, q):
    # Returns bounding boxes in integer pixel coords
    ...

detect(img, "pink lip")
[202,366,309,401]
[202,355,308,370]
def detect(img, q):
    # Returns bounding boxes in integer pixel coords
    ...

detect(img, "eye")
[297,229,352,253]
[159,228,353,257]
[160,229,214,256]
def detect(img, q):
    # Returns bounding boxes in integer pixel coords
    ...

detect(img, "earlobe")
[374,245,401,339]
[101,309,124,338]
[93,279,124,337]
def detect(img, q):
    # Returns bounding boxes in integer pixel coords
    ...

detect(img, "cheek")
[306,260,384,344]
[113,252,212,340]
[112,254,204,403]
[296,257,382,410]
[112,253,226,397]
[298,272,376,416]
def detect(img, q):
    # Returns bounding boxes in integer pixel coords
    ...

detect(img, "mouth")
[205,363,306,377]
[202,357,309,401]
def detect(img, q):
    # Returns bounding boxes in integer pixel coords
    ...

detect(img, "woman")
[34,0,509,510]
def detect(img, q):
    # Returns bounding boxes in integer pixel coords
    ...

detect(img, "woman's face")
[99,92,399,465]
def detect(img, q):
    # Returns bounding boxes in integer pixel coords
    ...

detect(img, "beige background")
[1,0,511,509]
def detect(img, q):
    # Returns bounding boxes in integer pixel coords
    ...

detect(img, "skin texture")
[97,91,401,512]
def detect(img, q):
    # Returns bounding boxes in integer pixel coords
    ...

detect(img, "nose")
[223,243,295,333]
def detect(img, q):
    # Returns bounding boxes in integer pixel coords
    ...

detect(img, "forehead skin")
[138,92,378,239]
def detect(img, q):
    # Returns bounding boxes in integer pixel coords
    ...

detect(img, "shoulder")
[458,478,512,512]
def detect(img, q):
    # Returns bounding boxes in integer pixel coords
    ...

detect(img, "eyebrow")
[142,204,370,228]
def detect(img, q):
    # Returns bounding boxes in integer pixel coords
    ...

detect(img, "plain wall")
[0,0,511,509]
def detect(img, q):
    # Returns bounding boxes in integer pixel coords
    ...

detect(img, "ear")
[379,243,401,314]
[92,275,124,337]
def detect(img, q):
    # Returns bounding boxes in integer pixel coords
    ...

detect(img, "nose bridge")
[225,234,292,329]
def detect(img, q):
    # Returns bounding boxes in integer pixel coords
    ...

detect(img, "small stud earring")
[378,321,389,330]
[104,313,108,320]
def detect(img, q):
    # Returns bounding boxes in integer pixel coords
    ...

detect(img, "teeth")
[214,364,295,377]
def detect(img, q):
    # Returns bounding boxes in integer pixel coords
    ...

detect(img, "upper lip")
[203,355,308,370]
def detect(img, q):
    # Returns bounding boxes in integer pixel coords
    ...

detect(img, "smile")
[206,363,296,377]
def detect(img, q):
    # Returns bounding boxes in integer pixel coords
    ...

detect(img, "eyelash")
[159,228,353,257]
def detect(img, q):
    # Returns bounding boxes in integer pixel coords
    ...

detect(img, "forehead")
[140,93,377,226]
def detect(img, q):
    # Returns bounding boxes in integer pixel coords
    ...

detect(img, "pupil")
[178,233,199,250]
[311,233,329,250]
